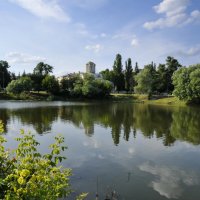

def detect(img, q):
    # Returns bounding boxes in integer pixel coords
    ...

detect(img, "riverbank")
[0,92,189,106]
[110,94,187,106]
[0,91,51,101]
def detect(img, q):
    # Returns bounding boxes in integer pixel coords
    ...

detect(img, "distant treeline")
[0,55,200,102]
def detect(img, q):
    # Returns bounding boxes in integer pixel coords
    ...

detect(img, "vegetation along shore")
[0,54,200,105]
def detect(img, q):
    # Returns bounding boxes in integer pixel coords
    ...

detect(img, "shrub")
[0,121,86,200]
[6,77,33,94]
[172,64,200,102]
[42,75,60,95]
[72,74,113,98]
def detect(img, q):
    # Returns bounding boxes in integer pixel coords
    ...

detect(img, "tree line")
[0,55,200,102]
[100,54,182,94]
[100,54,200,102]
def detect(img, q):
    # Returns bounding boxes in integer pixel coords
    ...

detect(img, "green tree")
[42,75,60,94]
[10,72,16,81]
[30,73,44,92]
[134,66,154,98]
[72,74,112,98]
[156,64,168,93]
[134,62,140,75]
[33,62,53,76]
[0,61,11,89]
[124,58,133,92]
[166,56,182,93]
[172,64,200,102]
[31,62,54,92]
[113,54,124,92]
[60,74,80,92]
[100,69,114,82]
[6,77,33,94]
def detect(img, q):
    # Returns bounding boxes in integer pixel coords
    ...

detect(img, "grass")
[0,91,51,101]
[0,91,189,106]
[147,96,186,106]
[110,93,187,106]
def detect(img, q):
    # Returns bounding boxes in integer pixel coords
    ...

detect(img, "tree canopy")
[33,62,53,76]
[6,77,33,94]
[124,58,133,92]
[0,61,11,89]
[172,64,200,102]
[113,54,124,91]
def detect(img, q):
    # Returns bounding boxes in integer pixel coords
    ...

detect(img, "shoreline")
[0,92,198,106]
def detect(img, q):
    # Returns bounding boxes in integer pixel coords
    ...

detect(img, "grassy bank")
[0,92,189,106]
[110,93,187,106]
[0,91,54,101]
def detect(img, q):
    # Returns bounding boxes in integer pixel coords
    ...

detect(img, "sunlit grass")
[110,93,186,106]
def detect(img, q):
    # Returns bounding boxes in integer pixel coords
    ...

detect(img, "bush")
[42,75,60,95]
[72,74,113,98]
[0,121,86,200]
[6,77,33,94]
[172,64,200,102]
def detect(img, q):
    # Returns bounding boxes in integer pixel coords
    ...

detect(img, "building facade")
[86,61,96,74]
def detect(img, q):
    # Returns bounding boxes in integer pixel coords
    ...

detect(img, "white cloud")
[6,52,46,64]
[144,0,200,30]
[85,44,103,53]
[154,0,189,17]
[9,0,70,22]
[177,45,200,57]
[131,36,139,47]
[100,33,107,38]
[139,162,199,199]
[112,33,139,47]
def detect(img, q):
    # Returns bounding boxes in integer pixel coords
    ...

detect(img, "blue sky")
[0,0,199,75]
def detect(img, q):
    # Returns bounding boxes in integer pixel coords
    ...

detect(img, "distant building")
[57,61,101,82]
[86,61,96,74]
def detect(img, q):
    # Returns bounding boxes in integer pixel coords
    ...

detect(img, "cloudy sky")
[0,0,199,75]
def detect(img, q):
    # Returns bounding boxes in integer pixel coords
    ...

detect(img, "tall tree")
[0,61,11,89]
[100,69,114,82]
[33,62,53,76]
[31,62,54,92]
[113,54,124,92]
[134,62,140,74]
[134,65,155,98]
[166,56,182,93]
[125,58,133,92]
[156,64,168,93]
[10,72,16,81]
[42,75,59,94]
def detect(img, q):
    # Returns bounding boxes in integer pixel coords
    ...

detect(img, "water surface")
[0,101,200,200]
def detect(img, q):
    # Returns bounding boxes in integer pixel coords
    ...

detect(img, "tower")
[86,61,96,74]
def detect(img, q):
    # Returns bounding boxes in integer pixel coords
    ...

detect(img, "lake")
[0,101,200,200]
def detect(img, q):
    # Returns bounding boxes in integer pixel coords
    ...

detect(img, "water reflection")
[0,102,200,146]
[139,162,199,199]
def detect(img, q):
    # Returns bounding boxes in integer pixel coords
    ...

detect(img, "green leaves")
[72,74,112,98]
[6,76,33,94]
[42,75,60,94]
[0,126,72,200]
[172,64,200,102]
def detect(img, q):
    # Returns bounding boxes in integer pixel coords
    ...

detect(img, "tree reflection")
[0,103,200,146]
[170,106,200,145]
[58,103,200,146]
[0,109,9,133]
[1,107,59,134]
